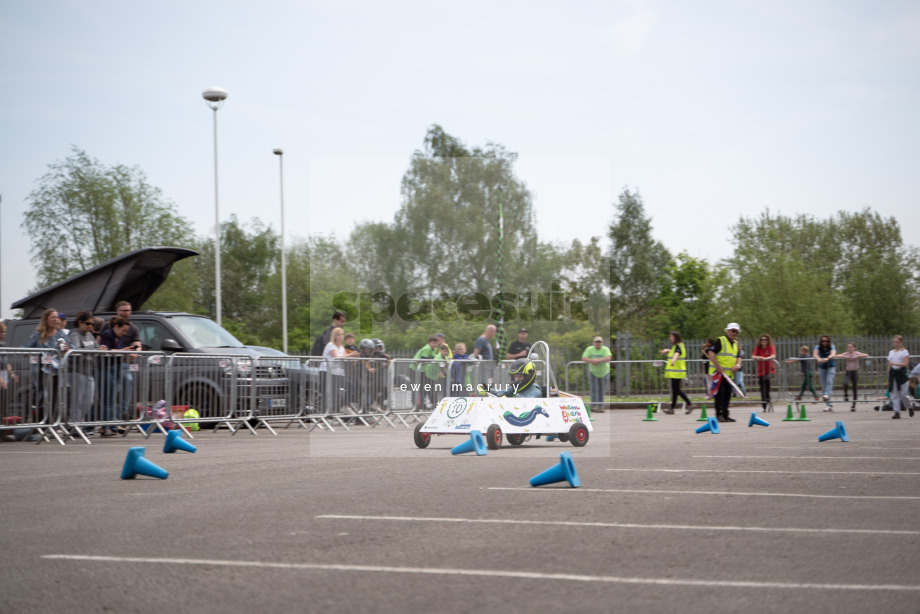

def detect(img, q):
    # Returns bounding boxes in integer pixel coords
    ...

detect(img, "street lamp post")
[202,86,228,325]
[273,148,288,353]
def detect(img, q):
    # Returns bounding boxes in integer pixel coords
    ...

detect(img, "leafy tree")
[22,146,195,287]
[653,252,725,340]
[336,125,564,346]
[725,208,920,336]
[831,209,920,334]
[395,124,540,296]
[607,188,671,336]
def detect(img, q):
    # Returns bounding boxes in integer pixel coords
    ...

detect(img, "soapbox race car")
[413,394,592,450]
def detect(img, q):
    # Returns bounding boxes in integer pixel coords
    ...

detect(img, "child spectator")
[786,345,819,402]
[838,342,869,411]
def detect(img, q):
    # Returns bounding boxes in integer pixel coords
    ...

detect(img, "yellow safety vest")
[664,343,687,379]
[715,336,739,379]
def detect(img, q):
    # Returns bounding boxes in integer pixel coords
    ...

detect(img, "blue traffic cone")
[163,430,197,454]
[121,447,168,480]
[451,429,488,455]
[748,412,770,427]
[818,421,849,442]
[530,451,580,487]
[695,416,721,434]
[545,435,557,442]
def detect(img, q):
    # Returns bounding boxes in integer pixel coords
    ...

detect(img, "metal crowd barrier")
[563,355,917,410]
[1,348,63,443]
[4,347,915,445]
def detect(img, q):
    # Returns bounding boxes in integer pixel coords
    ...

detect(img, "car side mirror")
[160,338,182,351]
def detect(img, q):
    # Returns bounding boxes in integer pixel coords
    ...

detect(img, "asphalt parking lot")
[1,403,918,614]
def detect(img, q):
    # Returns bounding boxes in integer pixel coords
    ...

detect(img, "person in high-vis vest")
[660,331,693,414]
[705,323,742,422]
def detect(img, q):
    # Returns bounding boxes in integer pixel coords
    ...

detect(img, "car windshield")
[171,316,244,349]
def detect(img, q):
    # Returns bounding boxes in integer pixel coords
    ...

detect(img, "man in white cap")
[705,323,742,422]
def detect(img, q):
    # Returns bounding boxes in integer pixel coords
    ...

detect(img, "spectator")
[472,324,496,361]
[450,342,472,394]
[311,310,346,357]
[24,309,70,424]
[356,338,387,412]
[887,334,913,419]
[786,345,819,402]
[472,324,497,387]
[813,335,838,411]
[56,313,70,336]
[320,327,352,412]
[506,328,531,360]
[0,322,21,441]
[838,342,869,411]
[92,317,104,340]
[752,333,776,411]
[436,343,452,401]
[705,323,742,423]
[735,346,747,396]
[701,338,716,398]
[343,332,359,354]
[435,333,452,358]
[341,332,360,402]
[98,316,139,436]
[412,335,441,409]
[372,338,391,361]
[66,311,99,429]
[910,361,920,399]
[106,301,141,422]
[582,336,612,413]
[660,331,692,414]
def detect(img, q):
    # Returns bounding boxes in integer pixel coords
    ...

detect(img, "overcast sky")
[2,0,918,320]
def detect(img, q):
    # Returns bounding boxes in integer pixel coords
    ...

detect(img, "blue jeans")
[818,366,836,405]
[102,364,123,423]
[589,373,608,405]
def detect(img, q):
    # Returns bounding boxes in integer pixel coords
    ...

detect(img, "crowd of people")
[309,311,543,413]
[670,325,919,423]
[9,304,911,435]
[307,310,919,423]
[0,302,144,440]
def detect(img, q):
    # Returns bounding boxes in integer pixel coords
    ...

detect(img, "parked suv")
[2,247,318,421]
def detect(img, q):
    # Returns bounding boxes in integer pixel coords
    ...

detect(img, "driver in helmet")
[480,358,543,398]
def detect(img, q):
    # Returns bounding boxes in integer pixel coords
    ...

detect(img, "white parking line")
[693,455,920,460]
[487,487,920,500]
[41,554,920,592]
[763,447,920,451]
[606,468,920,475]
[315,514,920,535]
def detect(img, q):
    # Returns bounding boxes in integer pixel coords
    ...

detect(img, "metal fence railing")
[1,346,916,445]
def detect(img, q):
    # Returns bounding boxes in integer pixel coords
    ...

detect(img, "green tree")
[725,208,920,336]
[726,210,852,336]
[832,209,920,334]
[395,124,540,296]
[653,252,725,340]
[607,188,671,335]
[334,125,566,345]
[22,146,195,287]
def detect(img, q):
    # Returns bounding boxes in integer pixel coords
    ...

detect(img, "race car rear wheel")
[486,424,503,450]
[569,422,589,447]
[557,433,569,443]
[413,423,431,448]
[506,433,525,446]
